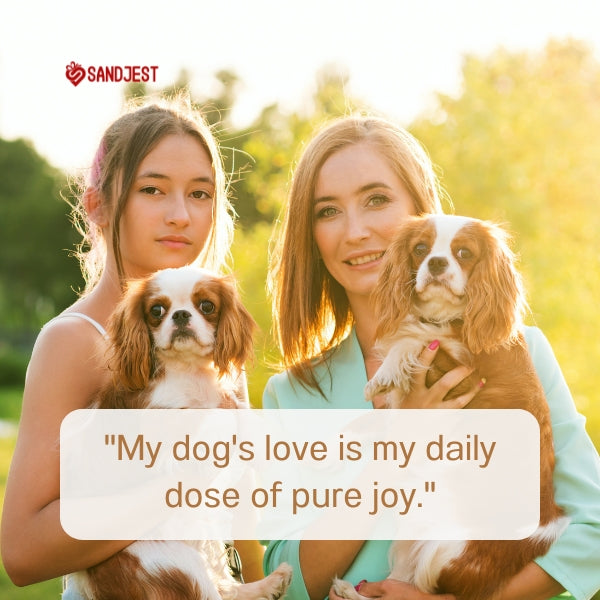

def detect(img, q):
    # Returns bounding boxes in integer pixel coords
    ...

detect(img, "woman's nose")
[166,193,191,226]
[345,211,369,242]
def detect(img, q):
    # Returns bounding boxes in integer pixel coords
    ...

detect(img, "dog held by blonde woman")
[334,214,567,600]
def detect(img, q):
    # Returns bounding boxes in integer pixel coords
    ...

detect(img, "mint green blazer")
[263,327,600,600]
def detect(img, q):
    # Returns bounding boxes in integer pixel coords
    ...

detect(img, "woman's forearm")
[495,562,564,600]
[1,498,129,586]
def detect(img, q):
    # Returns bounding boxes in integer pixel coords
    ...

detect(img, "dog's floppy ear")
[372,218,420,340]
[463,221,527,354]
[212,276,257,377]
[106,279,155,390]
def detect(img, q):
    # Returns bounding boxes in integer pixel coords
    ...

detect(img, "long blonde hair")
[269,115,447,390]
[71,95,234,292]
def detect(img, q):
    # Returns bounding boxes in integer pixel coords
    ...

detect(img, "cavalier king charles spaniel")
[334,215,567,600]
[68,266,292,600]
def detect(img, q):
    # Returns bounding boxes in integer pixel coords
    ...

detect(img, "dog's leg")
[364,340,424,402]
[330,540,419,600]
[331,578,369,600]
[220,563,293,600]
[331,541,415,600]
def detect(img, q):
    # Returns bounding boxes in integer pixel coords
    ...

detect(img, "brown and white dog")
[334,215,567,600]
[68,266,292,600]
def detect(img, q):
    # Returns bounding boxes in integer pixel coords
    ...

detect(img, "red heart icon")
[66,61,86,87]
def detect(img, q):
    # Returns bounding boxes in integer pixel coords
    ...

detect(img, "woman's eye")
[315,206,339,219]
[150,305,166,318]
[367,194,390,207]
[140,186,162,195]
[191,190,211,200]
[414,243,429,256]
[199,300,215,315]
[456,248,473,259]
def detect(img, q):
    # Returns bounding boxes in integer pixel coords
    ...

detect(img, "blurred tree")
[0,138,83,335]
[124,65,366,227]
[409,39,600,439]
[227,65,366,227]
[230,223,275,405]
[123,80,148,101]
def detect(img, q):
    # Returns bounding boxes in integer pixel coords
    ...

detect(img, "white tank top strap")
[51,312,108,339]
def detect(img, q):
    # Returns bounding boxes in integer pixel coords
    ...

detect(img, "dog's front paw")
[364,377,393,401]
[332,578,366,600]
[231,562,292,600]
[263,563,292,600]
[365,359,415,401]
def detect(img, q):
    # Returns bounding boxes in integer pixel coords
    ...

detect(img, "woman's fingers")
[405,341,483,409]
[432,364,474,393]
[351,579,457,600]
[432,364,485,408]
[440,383,481,408]
[412,340,441,387]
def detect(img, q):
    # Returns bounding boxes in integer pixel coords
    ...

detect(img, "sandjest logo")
[66,61,159,87]
[66,61,86,86]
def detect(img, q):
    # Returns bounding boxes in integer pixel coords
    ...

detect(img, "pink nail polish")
[428,340,440,351]
[355,580,367,592]
[478,378,487,388]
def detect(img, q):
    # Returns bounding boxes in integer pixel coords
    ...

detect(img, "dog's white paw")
[364,377,393,400]
[365,360,415,401]
[332,578,365,600]
[262,563,293,600]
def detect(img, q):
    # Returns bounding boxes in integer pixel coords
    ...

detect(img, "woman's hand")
[330,579,456,600]
[400,341,482,409]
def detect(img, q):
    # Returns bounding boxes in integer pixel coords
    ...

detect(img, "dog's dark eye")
[456,248,473,260]
[199,300,215,315]
[150,304,166,319]
[414,243,429,256]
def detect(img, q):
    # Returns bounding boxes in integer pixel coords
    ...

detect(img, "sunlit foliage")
[1,41,598,446]
[410,39,600,440]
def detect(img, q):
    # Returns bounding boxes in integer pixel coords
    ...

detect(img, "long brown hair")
[269,115,448,390]
[71,95,233,292]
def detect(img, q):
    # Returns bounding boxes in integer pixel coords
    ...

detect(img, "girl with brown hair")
[1,96,263,594]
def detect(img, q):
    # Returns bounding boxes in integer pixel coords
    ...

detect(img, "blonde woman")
[264,116,600,600]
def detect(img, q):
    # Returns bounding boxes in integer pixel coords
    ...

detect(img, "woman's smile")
[343,251,386,267]
[313,142,416,304]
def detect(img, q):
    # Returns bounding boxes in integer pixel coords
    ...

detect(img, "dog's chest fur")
[148,371,224,409]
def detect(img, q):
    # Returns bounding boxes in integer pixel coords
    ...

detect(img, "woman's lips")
[157,236,192,249]
[344,251,385,266]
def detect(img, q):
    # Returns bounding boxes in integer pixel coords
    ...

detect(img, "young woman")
[263,115,600,600]
[0,97,263,592]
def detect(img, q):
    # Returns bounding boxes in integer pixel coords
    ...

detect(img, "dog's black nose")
[172,310,191,326]
[428,256,448,275]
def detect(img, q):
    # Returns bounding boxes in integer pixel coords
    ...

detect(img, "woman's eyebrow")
[313,194,334,205]
[136,171,215,184]
[359,181,392,192]
[313,181,392,204]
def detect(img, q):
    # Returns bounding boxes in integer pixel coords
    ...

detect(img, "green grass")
[0,387,24,423]
[0,570,62,600]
